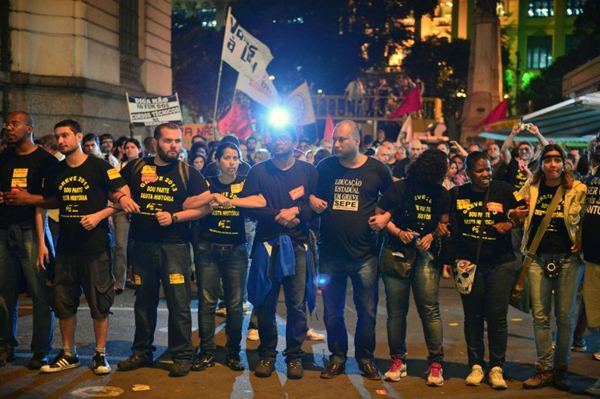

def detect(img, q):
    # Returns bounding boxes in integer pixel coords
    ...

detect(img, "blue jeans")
[195,242,247,355]
[528,253,584,370]
[460,260,516,368]
[131,241,194,361]
[320,255,378,364]
[255,243,307,361]
[381,249,443,364]
[0,227,54,355]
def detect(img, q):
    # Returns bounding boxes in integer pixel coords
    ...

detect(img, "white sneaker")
[426,362,444,387]
[489,366,508,390]
[384,358,407,382]
[306,328,325,341]
[465,364,484,386]
[247,328,259,341]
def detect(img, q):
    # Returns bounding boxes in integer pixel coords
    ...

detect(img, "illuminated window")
[527,0,554,17]
[566,0,585,16]
[527,36,553,69]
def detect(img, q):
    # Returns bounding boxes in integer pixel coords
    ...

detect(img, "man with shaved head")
[0,111,58,368]
[311,120,392,380]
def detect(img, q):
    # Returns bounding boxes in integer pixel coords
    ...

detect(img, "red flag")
[323,115,334,140]
[387,87,422,119]
[475,99,509,129]
[217,102,253,140]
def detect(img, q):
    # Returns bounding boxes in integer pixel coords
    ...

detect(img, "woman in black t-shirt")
[516,145,586,390]
[185,142,265,372]
[375,149,449,386]
[449,151,522,389]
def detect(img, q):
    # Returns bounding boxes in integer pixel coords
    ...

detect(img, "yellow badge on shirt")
[231,182,244,194]
[13,168,28,178]
[457,199,470,210]
[107,168,121,180]
[11,168,28,188]
[134,274,142,286]
[141,165,158,183]
[169,273,185,285]
[513,191,523,201]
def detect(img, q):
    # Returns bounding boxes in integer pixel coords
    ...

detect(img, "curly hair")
[531,144,574,189]
[465,151,489,172]
[406,149,448,185]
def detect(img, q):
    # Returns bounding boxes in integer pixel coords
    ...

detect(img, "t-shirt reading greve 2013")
[199,175,247,245]
[583,167,600,263]
[121,157,207,243]
[317,156,392,260]
[527,183,571,254]
[0,147,59,228]
[241,159,317,243]
[378,179,450,249]
[450,180,520,265]
[45,156,125,254]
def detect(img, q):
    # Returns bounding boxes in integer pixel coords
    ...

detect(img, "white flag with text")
[235,73,280,107]
[222,10,273,81]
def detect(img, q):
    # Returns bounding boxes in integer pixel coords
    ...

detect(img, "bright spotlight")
[268,107,291,128]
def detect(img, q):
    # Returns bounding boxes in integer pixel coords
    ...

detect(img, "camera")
[520,123,532,131]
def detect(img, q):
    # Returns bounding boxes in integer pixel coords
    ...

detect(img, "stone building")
[0,0,172,136]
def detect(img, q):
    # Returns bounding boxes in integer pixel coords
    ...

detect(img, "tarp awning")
[479,91,600,144]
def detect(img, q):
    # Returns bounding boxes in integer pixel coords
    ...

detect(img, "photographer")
[514,144,586,391]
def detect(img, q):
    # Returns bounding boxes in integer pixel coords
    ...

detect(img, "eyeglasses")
[2,120,30,128]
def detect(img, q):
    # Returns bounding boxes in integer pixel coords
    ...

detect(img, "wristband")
[116,193,127,203]
[171,212,179,223]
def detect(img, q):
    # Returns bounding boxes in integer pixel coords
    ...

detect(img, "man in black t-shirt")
[41,119,134,376]
[239,124,317,379]
[117,123,210,378]
[0,111,57,369]
[312,120,392,380]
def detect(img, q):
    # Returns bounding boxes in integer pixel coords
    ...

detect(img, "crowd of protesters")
[0,111,598,395]
[343,75,425,117]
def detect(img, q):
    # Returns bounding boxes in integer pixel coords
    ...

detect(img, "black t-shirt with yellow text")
[527,183,571,254]
[199,175,246,245]
[45,156,125,254]
[583,168,600,263]
[121,157,208,243]
[317,156,392,260]
[378,179,450,250]
[0,147,59,228]
[450,180,521,265]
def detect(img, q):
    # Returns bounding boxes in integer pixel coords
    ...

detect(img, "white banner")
[235,73,280,107]
[222,10,273,81]
[287,82,316,126]
[126,93,183,127]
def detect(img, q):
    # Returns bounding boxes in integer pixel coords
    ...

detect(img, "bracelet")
[116,193,127,203]
[171,212,178,223]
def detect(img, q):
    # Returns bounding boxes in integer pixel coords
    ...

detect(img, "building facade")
[452,0,585,98]
[0,0,173,136]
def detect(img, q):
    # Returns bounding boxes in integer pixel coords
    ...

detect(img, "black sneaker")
[169,359,191,377]
[191,352,214,371]
[91,352,111,375]
[359,360,381,380]
[117,353,153,371]
[225,354,244,371]
[320,361,345,379]
[254,358,275,378]
[40,351,80,373]
[287,358,303,379]
[27,352,49,370]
